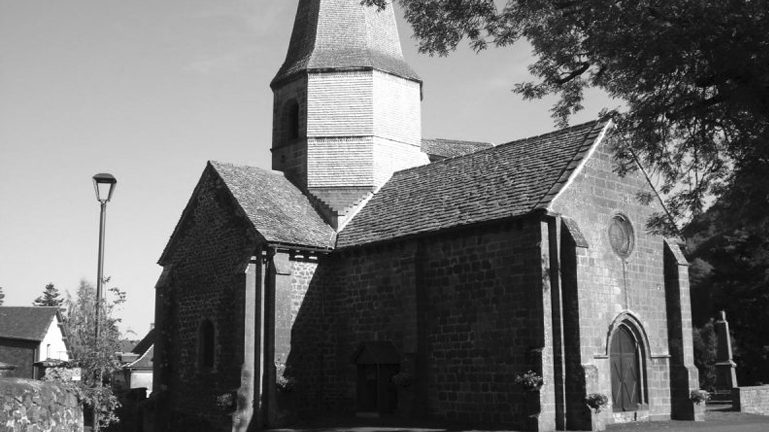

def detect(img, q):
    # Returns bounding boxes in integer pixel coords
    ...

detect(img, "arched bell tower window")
[199,319,215,370]
[285,100,300,140]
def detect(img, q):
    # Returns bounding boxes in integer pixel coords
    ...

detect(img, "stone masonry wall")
[302,219,552,429]
[156,169,259,432]
[550,133,682,422]
[734,385,769,416]
[0,378,83,431]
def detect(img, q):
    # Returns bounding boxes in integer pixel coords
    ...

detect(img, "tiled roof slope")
[337,120,609,248]
[421,138,494,159]
[0,307,59,342]
[126,345,154,370]
[272,0,420,86]
[210,161,336,249]
[131,328,155,356]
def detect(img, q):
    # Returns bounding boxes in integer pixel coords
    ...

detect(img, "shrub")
[585,393,609,413]
[514,370,543,391]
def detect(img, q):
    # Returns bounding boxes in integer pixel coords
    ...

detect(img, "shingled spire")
[271,0,428,230]
[271,0,420,87]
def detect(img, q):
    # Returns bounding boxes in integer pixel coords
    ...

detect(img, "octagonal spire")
[271,0,420,87]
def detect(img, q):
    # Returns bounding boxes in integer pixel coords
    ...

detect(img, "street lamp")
[92,173,116,432]
[93,173,116,325]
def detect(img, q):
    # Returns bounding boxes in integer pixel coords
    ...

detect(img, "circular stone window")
[608,214,635,258]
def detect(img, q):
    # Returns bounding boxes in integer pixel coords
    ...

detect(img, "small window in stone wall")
[609,213,635,258]
[199,319,215,370]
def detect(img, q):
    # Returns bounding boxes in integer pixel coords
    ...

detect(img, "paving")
[269,408,769,432]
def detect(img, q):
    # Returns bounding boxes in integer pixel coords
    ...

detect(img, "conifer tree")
[33,283,64,308]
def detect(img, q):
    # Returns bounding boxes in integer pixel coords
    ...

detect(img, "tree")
[365,0,769,230]
[683,192,769,386]
[0,286,4,306]
[62,279,126,429]
[33,283,64,308]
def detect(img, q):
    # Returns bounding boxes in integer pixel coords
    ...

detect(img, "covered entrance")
[610,324,645,412]
[351,341,400,416]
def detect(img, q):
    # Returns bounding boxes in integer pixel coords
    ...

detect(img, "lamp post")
[92,173,116,432]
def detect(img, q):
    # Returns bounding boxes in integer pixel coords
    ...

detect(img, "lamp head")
[92,173,117,203]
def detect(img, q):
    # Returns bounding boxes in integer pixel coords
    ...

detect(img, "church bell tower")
[271,0,428,229]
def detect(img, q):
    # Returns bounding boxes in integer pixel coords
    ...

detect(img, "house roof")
[272,0,420,86]
[125,345,153,370]
[0,307,60,342]
[337,120,610,248]
[131,328,155,356]
[421,138,494,160]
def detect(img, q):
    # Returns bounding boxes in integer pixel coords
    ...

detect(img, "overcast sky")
[0,0,612,338]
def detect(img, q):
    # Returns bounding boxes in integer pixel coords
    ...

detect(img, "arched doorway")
[610,325,644,412]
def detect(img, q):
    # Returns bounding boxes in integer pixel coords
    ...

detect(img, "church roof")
[421,138,494,160]
[0,307,60,342]
[272,0,420,86]
[210,161,336,250]
[337,120,610,248]
[159,162,336,264]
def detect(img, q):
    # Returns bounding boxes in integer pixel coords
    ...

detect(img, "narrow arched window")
[199,319,215,370]
[286,100,300,140]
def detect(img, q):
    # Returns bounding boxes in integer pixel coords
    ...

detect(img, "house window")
[199,319,215,370]
[608,213,635,258]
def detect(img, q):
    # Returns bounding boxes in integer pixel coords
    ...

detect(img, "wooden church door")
[610,326,641,411]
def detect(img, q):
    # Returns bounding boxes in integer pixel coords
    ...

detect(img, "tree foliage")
[61,279,126,429]
[684,190,769,385]
[33,283,65,308]
[0,286,4,306]
[365,0,769,228]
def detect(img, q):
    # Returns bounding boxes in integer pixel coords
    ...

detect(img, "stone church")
[152,0,702,431]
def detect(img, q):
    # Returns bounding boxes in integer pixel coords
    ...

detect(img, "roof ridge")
[422,138,493,145]
[496,119,601,148]
[392,119,603,179]
[209,160,285,177]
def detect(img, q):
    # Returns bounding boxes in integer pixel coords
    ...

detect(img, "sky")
[0,0,613,338]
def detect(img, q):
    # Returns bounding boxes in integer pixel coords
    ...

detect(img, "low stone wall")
[0,378,83,431]
[734,385,769,416]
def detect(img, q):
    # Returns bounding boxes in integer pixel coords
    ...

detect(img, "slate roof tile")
[421,138,494,159]
[0,307,60,342]
[130,328,155,356]
[337,120,609,248]
[210,162,336,249]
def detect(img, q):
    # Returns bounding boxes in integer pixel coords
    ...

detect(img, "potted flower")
[515,370,544,391]
[585,393,609,413]
[690,389,710,405]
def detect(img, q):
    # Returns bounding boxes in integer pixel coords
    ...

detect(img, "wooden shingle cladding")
[271,0,420,87]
